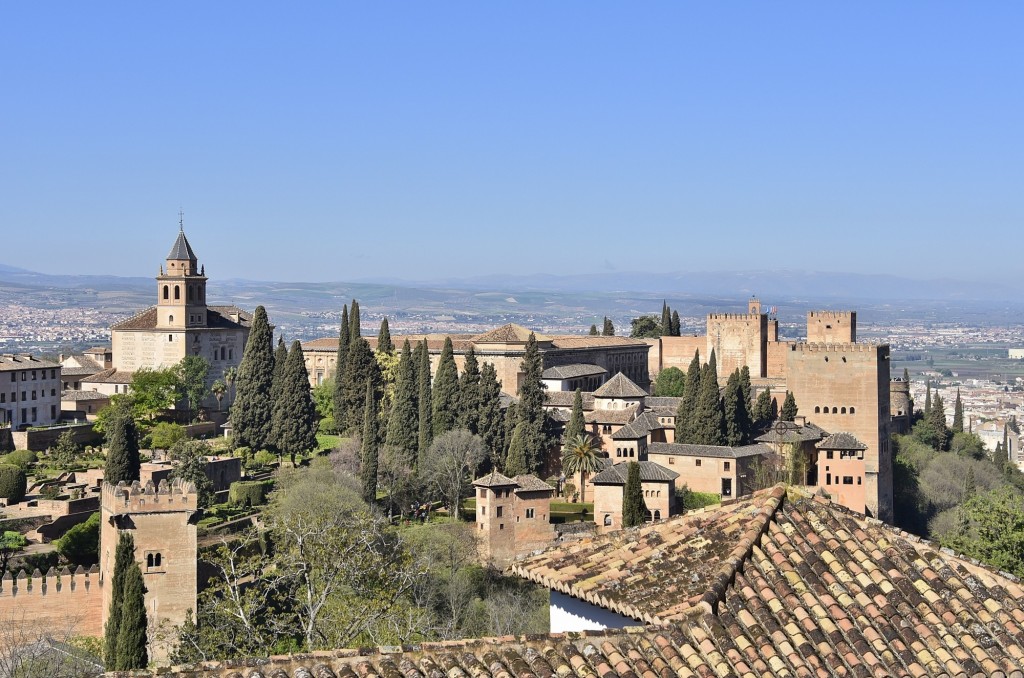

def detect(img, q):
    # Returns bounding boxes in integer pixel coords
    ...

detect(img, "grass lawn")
[316,433,342,451]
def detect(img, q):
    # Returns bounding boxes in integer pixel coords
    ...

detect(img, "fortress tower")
[101,479,198,662]
[806,311,856,344]
[706,297,769,379]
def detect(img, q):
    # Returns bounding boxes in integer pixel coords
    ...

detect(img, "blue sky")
[1,3,1021,284]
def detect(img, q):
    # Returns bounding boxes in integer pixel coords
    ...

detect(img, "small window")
[668,457,675,465]
[478,489,486,499]
[826,451,834,459]
[174,285,180,300]
[849,407,855,414]
[168,334,173,342]
[841,407,847,414]
[228,349,233,360]
[499,524,504,530]
[496,506,503,518]
[843,476,854,485]
[814,406,820,413]
[653,510,661,520]
[526,507,535,519]
[603,514,612,526]
[724,461,730,471]
[169,315,174,323]
[857,477,862,485]
[163,285,169,300]
[832,407,838,414]
[826,473,832,485]
[480,506,486,516]
[695,459,702,467]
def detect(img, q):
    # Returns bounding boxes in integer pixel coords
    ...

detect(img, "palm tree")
[211,379,227,411]
[561,433,604,503]
[223,367,238,406]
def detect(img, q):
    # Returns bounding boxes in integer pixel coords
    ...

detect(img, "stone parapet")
[101,478,198,515]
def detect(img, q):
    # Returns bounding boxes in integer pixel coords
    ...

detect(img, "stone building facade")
[0,354,62,429]
[592,461,678,533]
[473,471,554,567]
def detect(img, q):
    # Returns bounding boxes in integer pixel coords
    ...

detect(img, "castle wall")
[0,567,104,637]
[651,336,705,378]
[785,343,893,522]
[706,314,768,380]
[765,341,793,380]
[10,422,100,452]
[806,311,856,344]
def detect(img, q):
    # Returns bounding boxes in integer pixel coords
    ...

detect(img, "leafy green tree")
[561,434,602,503]
[349,299,361,339]
[104,531,135,667]
[169,440,216,507]
[621,462,646,527]
[119,367,179,422]
[0,465,27,504]
[377,317,393,355]
[421,430,486,517]
[149,422,186,450]
[456,346,482,434]
[674,351,701,442]
[564,389,586,442]
[340,337,380,434]
[752,389,773,429]
[174,354,210,421]
[115,560,148,670]
[432,337,459,438]
[654,367,686,397]
[670,310,680,336]
[385,341,418,462]
[630,315,661,338]
[333,304,350,425]
[589,324,598,336]
[723,370,751,446]
[0,530,27,577]
[360,382,379,505]
[943,487,1024,578]
[417,339,433,461]
[515,333,549,474]
[780,391,798,422]
[477,363,505,468]
[602,317,614,336]
[55,512,100,566]
[504,423,528,477]
[52,429,81,468]
[232,305,275,451]
[272,341,319,465]
[104,400,140,484]
[312,377,334,419]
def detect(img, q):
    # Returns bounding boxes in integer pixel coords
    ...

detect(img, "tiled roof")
[61,390,110,401]
[644,396,682,409]
[611,412,665,440]
[82,368,134,384]
[543,391,595,409]
[167,228,197,261]
[472,470,516,488]
[60,366,102,377]
[549,336,651,349]
[0,354,61,372]
[110,305,252,331]
[817,431,868,450]
[110,306,159,330]
[512,475,555,493]
[755,420,829,444]
[541,363,607,379]
[585,405,638,425]
[593,373,648,399]
[473,324,549,343]
[647,442,772,459]
[591,461,679,485]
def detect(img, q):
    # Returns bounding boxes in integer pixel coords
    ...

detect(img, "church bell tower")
[156,217,208,330]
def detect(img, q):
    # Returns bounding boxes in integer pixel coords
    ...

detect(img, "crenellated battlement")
[0,565,101,596]
[707,313,764,321]
[790,342,887,354]
[807,310,855,319]
[101,478,198,514]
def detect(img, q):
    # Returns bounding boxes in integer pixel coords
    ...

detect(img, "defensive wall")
[0,566,104,637]
[707,313,769,379]
[9,422,100,452]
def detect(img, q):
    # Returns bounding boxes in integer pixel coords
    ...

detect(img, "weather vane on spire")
[178,208,185,231]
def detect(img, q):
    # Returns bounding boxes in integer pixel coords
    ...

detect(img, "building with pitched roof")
[0,353,62,428]
[473,471,555,566]
[591,461,678,531]
[107,227,252,407]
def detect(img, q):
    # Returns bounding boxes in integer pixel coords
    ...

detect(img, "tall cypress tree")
[385,340,418,461]
[924,380,932,415]
[456,346,482,433]
[333,304,350,426]
[360,382,379,504]
[340,337,380,434]
[349,300,361,339]
[268,338,289,451]
[723,370,751,447]
[661,301,671,336]
[602,317,614,336]
[377,317,393,355]
[952,389,964,433]
[505,423,528,476]
[675,351,702,443]
[780,391,798,422]
[752,388,773,429]
[115,560,148,670]
[272,341,318,465]
[739,366,752,411]
[691,361,725,445]
[104,531,135,667]
[432,337,459,437]
[621,462,646,528]
[478,362,505,467]
[104,401,140,484]
[232,305,275,451]
[670,310,680,336]
[516,332,549,473]
[564,388,585,443]
[417,340,433,460]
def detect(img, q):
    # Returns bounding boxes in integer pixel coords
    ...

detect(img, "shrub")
[0,464,27,503]
[252,450,276,469]
[2,450,36,469]
[234,446,252,462]
[317,416,338,435]
[150,422,186,450]
[228,480,273,507]
[55,512,100,566]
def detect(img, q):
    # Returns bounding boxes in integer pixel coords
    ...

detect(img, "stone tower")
[156,226,208,331]
[806,311,856,344]
[100,479,198,662]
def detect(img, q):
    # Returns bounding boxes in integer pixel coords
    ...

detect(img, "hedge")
[2,450,36,470]
[0,464,27,503]
[228,480,274,507]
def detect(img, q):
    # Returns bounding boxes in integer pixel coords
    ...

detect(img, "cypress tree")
[780,391,798,422]
[377,317,393,355]
[739,366,752,410]
[268,338,289,451]
[505,423,528,476]
[589,324,599,336]
[963,466,976,500]
[903,367,910,383]
[691,362,725,445]
[272,341,318,465]
[670,310,680,336]
[417,340,433,460]
[924,381,932,415]
[516,332,549,473]
[723,370,751,447]
[432,337,459,437]
[995,441,1005,467]
[104,531,135,667]
[349,299,361,339]
[385,340,418,461]
[621,462,646,528]
[752,389,773,429]
[333,304,350,425]
[602,317,614,336]
[115,560,148,670]
[661,301,671,336]
[708,348,717,380]
[675,351,701,442]
[104,401,140,484]
[478,363,505,467]
[232,305,275,451]
[360,382,379,504]
[564,388,585,443]
[952,389,964,433]
[340,337,380,434]
[456,346,482,433]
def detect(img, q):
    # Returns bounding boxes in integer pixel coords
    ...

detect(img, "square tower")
[806,311,856,344]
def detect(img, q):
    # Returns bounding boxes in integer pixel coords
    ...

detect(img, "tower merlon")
[101,478,198,515]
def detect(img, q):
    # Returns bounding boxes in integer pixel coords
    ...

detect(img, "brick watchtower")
[100,479,198,662]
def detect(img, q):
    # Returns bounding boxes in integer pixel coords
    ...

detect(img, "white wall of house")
[549,591,637,633]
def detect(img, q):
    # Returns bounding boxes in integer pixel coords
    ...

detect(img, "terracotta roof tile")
[593,373,648,399]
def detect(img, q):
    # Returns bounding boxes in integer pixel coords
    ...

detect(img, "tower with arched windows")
[156,227,208,330]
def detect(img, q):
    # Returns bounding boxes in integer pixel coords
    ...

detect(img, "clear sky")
[1,3,1021,284]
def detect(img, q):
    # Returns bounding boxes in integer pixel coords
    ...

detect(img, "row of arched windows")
[643,489,662,498]
[814,405,856,415]
[615,447,636,458]
[162,284,205,302]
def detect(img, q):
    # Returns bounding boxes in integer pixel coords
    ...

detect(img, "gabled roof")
[541,363,607,380]
[755,419,829,444]
[511,475,554,493]
[81,368,134,384]
[816,431,868,450]
[0,354,61,372]
[472,470,515,488]
[591,461,679,485]
[584,404,638,425]
[610,411,665,440]
[543,391,595,409]
[472,323,548,343]
[110,306,252,331]
[647,441,772,459]
[61,390,110,401]
[593,372,647,399]
[167,228,197,261]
